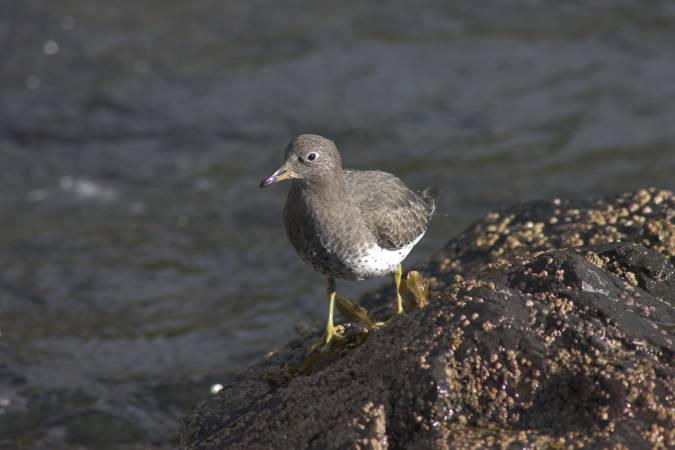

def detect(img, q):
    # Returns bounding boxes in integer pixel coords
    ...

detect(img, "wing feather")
[344,170,436,250]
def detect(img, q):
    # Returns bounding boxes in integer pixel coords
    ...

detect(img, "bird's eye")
[307,152,318,161]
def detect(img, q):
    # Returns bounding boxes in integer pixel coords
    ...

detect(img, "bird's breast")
[283,190,376,279]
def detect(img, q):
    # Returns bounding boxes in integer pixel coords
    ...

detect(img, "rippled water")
[1,1,675,448]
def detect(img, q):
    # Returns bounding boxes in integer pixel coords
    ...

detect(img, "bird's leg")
[309,277,344,352]
[394,263,404,315]
[324,277,342,342]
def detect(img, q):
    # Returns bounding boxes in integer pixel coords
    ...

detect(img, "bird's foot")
[308,323,345,353]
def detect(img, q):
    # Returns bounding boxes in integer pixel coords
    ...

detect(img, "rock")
[181,189,675,449]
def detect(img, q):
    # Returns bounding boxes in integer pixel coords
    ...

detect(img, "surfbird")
[260,134,437,350]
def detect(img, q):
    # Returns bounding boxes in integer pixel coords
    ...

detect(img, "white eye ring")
[307,152,318,161]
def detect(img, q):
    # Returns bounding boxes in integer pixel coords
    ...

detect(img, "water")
[1,1,675,447]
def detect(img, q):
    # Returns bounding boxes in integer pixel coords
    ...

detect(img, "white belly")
[345,233,424,280]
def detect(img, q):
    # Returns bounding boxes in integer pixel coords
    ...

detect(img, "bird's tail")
[420,186,439,217]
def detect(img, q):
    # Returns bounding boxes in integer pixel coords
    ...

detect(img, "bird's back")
[343,170,437,251]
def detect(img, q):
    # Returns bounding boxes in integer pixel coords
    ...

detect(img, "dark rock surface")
[181,189,674,449]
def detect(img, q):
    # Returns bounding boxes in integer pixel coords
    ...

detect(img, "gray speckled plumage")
[278,135,437,281]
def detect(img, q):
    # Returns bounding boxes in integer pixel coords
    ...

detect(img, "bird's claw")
[309,324,344,353]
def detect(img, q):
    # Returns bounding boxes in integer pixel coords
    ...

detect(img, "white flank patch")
[350,233,425,280]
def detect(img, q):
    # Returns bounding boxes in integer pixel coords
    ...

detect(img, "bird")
[260,134,437,351]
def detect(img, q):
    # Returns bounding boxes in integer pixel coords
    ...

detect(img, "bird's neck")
[292,170,351,210]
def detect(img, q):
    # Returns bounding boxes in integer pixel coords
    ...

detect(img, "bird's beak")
[260,163,294,188]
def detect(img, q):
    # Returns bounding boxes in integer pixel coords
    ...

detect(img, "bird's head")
[259,134,342,188]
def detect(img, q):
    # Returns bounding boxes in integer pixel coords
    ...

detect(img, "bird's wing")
[344,170,435,250]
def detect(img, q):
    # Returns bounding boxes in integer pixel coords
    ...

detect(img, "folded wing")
[344,170,437,250]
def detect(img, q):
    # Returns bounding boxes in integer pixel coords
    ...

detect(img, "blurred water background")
[1,0,675,448]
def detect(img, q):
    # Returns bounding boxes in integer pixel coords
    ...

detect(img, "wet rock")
[181,189,675,449]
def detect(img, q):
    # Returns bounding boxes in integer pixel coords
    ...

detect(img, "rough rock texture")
[182,189,674,449]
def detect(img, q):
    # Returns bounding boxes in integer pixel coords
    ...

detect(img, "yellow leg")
[394,263,404,315]
[325,277,339,342]
[309,277,344,352]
